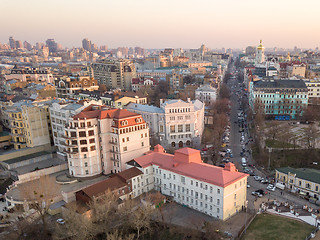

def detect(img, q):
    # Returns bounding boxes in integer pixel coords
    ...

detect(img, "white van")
[241,158,247,167]
[275,182,285,190]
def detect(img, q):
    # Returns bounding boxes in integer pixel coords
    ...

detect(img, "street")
[226,69,318,211]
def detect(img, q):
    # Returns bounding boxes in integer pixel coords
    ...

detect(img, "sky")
[1,0,320,49]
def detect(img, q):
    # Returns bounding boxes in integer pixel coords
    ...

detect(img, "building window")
[186,124,191,132]
[84,162,88,167]
[170,125,175,133]
[123,146,127,151]
[141,142,144,147]
[85,170,89,175]
[217,189,220,194]
[178,125,183,132]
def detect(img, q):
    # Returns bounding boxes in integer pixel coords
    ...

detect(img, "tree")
[20,175,60,233]
[302,124,319,149]
[219,84,230,99]
[266,121,281,141]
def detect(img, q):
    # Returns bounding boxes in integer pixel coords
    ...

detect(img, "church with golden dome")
[256,40,265,63]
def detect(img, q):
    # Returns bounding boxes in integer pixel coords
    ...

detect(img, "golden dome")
[257,40,264,49]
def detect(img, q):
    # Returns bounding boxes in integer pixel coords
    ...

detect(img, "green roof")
[276,167,320,184]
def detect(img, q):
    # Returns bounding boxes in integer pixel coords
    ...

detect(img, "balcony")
[64,149,79,154]
[109,149,119,153]
[111,157,119,162]
[62,134,77,139]
[109,141,118,144]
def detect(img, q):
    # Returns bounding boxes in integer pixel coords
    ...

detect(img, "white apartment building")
[64,105,150,177]
[127,145,248,220]
[195,85,217,105]
[125,99,205,149]
[50,102,89,159]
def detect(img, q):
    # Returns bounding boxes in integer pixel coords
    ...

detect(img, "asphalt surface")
[226,74,318,211]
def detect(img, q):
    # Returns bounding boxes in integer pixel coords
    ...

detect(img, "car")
[254,176,262,181]
[56,218,65,225]
[261,179,269,184]
[251,191,262,197]
[256,189,268,195]
[219,164,225,168]
[267,184,276,191]
[247,184,251,188]
[3,145,10,150]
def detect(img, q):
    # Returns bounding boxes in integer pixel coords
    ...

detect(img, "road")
[226,70,318,211]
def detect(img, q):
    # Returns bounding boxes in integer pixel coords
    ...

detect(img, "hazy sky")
[1,0,320,49]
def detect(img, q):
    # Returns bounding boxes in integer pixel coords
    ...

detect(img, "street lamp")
[244,200,249,235]
[268,147,272,171]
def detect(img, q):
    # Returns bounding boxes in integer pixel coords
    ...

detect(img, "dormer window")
[135,118,142,123]
[121,120,128,126]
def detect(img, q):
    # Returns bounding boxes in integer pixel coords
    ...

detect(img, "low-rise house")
[275,167,320,200]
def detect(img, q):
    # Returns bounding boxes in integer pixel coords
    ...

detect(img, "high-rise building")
[15,40,23,49]
[82,38,92,51]
[64,105,150,177]
[9,36,16,49]
[23,41,32,51]
[92,58,137,90]
[46,39,58,53]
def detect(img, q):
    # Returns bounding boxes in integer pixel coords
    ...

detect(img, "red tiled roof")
[73,105,140,121]
[133,148,248,188]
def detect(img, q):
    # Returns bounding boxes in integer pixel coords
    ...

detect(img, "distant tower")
[286,52,291,61]
[256,40,265,63]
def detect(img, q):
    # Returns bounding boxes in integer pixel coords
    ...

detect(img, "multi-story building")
[92,59,136,91]
[249,79,308,119]
[166,71,184,91]
[195,85,217,105]
[5,66,54,83]
[127,145,248,220]
[55,76,99,98]
[5,102,51,149]
[276,167,320,200]
[64,105,150,177]
[279,61,306,78]
[304,79,320,101]
[50,102,90,159]
[126,99,204,148]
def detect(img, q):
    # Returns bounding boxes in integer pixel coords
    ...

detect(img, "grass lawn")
[265,139,296,148]
[242,213,314,240]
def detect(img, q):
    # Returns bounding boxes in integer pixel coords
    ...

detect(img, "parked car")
[56,218,65,225]
[256,189,268,195]
[267,184,276,191]
[254,176,262,181]
[251,191,263,197]
[261,179,269,184]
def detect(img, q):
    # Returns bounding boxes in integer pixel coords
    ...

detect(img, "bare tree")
[302,124,319,149]
[20,175,60,233]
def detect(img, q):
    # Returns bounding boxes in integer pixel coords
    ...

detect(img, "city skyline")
[1,0,320,49]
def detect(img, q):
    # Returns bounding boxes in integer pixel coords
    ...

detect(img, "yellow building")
[6,103,51,150]
[113,96,147,109]
[276,167,320,200]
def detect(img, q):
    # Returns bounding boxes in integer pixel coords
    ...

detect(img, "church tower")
[256,40,265,63]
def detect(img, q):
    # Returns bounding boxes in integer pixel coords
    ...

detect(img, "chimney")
[154,144,165,153]
[160,99,164,105]
[187,98,191,103]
